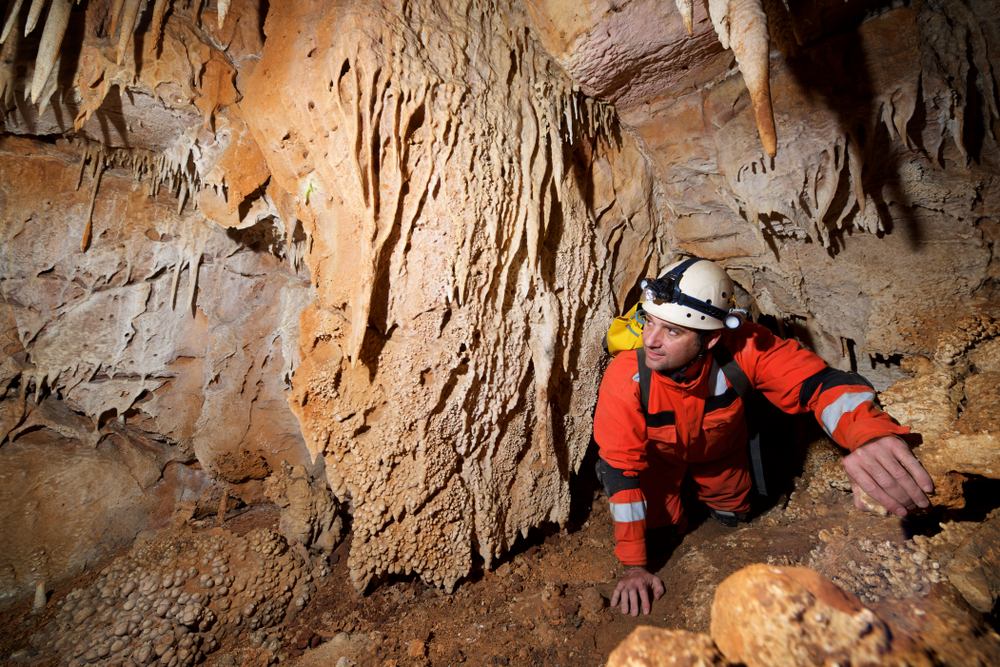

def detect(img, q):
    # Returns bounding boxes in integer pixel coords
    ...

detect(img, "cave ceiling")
[0,0,998,599]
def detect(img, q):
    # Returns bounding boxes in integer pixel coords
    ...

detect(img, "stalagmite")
[30,0,70,104]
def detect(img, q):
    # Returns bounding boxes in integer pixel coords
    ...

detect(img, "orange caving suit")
[593,321,910,567]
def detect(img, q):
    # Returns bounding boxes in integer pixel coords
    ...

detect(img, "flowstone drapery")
[240,0,662,591]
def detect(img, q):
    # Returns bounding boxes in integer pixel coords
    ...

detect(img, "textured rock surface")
[711,564,893,666]
[710,564,1000,667]
[0,0,998,606]
[239,0,661,592]
[31,526,316,667]
[875,316,1000,512]
[943,514,1000,615]
[0,137,314,602]
[264,461,344,556]
[606,626,729,667]
[527,0,1000,380]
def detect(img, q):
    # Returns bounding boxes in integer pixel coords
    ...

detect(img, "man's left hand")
[842,436,934,517]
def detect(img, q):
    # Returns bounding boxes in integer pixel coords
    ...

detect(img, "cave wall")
[524,0,1000,385]
[0,0,997,601]
[0,134,315,604]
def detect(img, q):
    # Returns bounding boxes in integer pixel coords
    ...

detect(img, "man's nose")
[644,327,662,348]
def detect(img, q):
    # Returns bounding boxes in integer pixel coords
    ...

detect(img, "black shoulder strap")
[711,343,752,398]
[636,348,653,413]
[711,343,768,496]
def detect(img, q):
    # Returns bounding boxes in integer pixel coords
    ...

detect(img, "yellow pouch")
[603,303,644,356]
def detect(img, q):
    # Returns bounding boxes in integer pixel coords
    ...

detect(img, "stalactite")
[81,159,106,252]
[675,0,694,35]
[29,0,70,104]
[0,14,23,103]
[147,0,170,56]
[108,0,125,38]
[115,0,141,65]
[185,235,205,314]
[718,0,775,156]
[217,0,229,29]
[1,0,25,43]
[24,0,47,36]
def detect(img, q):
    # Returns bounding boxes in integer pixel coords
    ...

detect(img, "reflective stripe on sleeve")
[609,500,647,523]
[821,391,876,437]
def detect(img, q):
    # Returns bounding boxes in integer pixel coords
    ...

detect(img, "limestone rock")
[32,527,315,667]
[870,583,1000,665]
[241,0,661,592]
[804,526,941,605]
[877,320,1000,511]
[957,371,1000,435]
[710,564,1000,666]
[710,564,892,666]
[944,515,1000,614]
[606,626,729,667]
[0,0,999,612]
[879,371,960,444]
[264,461,344,555]
[292,632,375,667]
[969,337,1000,374]
[0,137,315,599]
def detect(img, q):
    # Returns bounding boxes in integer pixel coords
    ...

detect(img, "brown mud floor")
[2,421,996,666]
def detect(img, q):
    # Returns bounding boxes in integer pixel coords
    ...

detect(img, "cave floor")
[3,426,961,667]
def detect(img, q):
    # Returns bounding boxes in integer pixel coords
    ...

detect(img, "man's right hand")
[610,566,665,616]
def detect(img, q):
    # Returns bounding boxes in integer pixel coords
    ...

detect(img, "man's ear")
[704,330,724,350]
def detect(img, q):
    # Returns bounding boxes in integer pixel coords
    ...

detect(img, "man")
[593,257,934,616]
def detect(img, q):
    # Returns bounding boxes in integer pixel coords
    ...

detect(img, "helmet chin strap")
[664,350,706,383]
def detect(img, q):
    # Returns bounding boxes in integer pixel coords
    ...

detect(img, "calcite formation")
[944,515,1000,615]
[0,136,314,602]
[264,461,344,556]
[607,563,1000,666]
[0,0,998,606]
[711,565,893,666]
[31,527,316,667]
[876,315,1000,511]
[606,626,729,667]
[240,0,660,592]
[805,527,943,605]
[709,564,1000,667]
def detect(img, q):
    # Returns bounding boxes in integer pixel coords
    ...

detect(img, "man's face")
[641,311,712,373]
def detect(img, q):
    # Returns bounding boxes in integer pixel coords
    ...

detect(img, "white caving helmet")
[640,257,744,330]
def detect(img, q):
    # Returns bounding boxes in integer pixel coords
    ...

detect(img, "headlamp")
[640,276,676,304]
[724,309,747,330]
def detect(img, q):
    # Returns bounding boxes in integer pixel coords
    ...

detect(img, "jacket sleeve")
[733,323,910,451]
[593,352,650,566]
